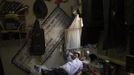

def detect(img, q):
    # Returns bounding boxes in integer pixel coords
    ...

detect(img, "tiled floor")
[0,40,29,75]
[0,39,65,75]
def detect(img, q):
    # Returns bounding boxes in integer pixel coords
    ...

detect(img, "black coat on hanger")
[33,0,48,19]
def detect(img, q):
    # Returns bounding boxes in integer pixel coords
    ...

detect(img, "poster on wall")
[41,7,72,63]
[11,41,33,73]
[12,7,72,73]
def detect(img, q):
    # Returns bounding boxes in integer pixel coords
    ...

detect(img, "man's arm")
[66,52,74,61]
[34,65,49,72]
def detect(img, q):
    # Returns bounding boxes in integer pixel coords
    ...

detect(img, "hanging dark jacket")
[33,0,48,19]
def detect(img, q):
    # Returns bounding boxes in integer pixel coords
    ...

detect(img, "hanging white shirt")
[61,58,83,75]
[65,14,83,49]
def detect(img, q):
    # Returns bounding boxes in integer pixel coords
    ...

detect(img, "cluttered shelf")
[0,0,28,34]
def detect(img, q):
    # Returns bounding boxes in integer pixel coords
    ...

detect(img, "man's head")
[72,51,81,59]
[74,52,80,57]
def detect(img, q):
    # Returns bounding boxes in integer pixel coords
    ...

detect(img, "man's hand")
[34,65,42,73]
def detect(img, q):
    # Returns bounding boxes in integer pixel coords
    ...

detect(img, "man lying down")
[32,51,86,75]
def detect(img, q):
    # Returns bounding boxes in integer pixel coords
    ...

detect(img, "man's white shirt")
[61,58,83,75]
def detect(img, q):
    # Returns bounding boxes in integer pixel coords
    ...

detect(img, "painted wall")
[7,0,78,28]
[23,0,78,28]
